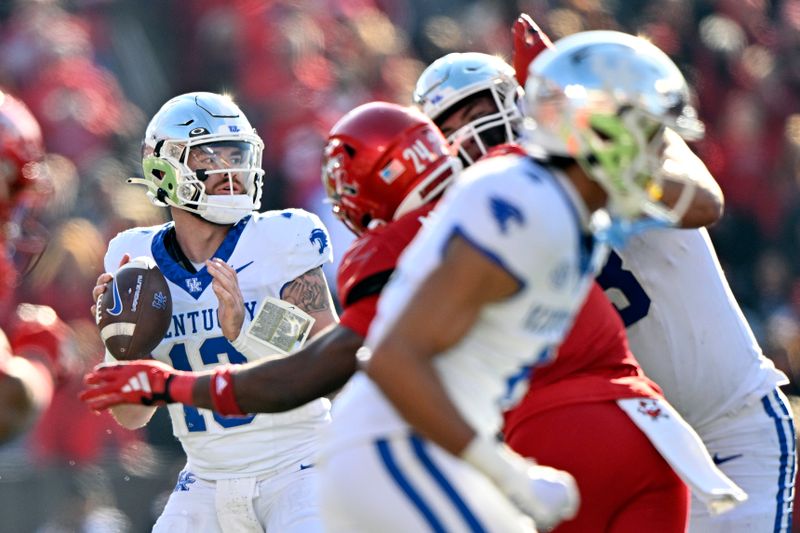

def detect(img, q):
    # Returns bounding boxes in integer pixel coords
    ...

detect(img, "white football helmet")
[130,92,265,225]
[523,31,705,223]
[413,52,524,165]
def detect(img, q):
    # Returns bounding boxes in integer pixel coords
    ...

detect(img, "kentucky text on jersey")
[163,300,258,340]
[521,305,572,336]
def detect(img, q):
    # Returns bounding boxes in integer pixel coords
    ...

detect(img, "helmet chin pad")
[198,194,254,225]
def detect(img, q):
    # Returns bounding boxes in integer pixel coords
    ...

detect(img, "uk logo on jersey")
[174,470,196,492]
[310,228,328,254]
[490,196,524,234]
[185,277,203,293]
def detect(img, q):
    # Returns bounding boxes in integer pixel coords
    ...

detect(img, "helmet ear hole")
[361,214,373,231]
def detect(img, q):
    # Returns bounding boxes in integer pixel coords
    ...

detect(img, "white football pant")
[689,388,797,532]
[319,432,538,533]
[153,461,322,533]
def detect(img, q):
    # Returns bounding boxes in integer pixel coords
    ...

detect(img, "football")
[95,257,172,360]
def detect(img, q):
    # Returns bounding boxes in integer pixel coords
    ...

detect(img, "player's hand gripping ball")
[95,257,172,360]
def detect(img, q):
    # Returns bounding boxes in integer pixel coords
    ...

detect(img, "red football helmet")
[321,102,460,235]
[0,90,48,301]
[8,303,73,382]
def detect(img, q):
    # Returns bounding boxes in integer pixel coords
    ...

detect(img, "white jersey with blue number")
[104,209,333,479]
[325,155,606,450]
[597,228,787,428]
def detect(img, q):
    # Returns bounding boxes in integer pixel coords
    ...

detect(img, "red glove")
[79,360,196,411]
[512,13,554,86]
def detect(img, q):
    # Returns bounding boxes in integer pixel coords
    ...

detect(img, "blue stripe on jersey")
[409,434,488,533]
[762,389,796,533]
[444,226,526,294]
[152,215,251,300]
[375,438,447,533]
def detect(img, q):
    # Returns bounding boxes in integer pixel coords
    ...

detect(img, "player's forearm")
[366,338,475,455]
[661,130,724,228]
[192,325,361,414]
[677,178,724,229]
[110,404,157,429]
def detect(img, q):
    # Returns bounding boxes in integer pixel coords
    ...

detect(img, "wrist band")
[210,364,247,416]
[166,371,196,405]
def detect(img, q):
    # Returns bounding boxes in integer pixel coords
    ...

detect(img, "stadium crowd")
[0,0,799,531]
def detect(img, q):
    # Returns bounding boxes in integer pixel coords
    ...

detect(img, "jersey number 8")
[596,251,651,327]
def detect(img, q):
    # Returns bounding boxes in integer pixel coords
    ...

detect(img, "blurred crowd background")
[0,0,799,531]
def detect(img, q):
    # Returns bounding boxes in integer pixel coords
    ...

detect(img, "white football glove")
[462,436,579,531]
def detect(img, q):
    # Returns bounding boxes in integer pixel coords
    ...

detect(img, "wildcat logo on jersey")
[489,196,524,234]
[174,470,197,492]
[637,399,668,421]
[310,228,328,254]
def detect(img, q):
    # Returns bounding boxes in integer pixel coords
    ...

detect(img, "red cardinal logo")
[637,399,668,421]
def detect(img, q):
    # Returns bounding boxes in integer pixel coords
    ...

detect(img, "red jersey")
[504,282,663,429]
[337,203,435,337]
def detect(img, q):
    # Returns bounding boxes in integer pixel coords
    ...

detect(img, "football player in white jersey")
[423,22,795,531]
[519,25,797,533]
[314,32,716,532]
[91,92,337,533]
[595,166,797,532]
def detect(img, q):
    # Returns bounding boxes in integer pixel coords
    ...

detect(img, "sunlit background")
[1,0,799,531]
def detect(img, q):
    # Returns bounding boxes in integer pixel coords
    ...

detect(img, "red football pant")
[505,400,689,532]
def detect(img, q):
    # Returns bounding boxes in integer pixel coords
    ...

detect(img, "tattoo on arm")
[282,267,331,314]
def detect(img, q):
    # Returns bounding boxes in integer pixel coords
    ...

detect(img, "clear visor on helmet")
[152,137,264,212]
[184,140,259,193]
